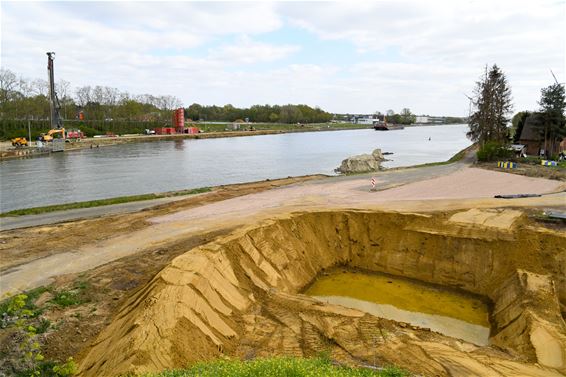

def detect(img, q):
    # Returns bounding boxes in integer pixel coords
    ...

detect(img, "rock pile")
[335,148,387,174]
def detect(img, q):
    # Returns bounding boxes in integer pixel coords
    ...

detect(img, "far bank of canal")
[0,125,470,212]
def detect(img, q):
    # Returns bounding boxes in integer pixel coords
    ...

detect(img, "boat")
[373,122,404,131]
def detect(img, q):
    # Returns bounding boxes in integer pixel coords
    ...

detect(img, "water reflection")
[306,270,490,345]
[174,139,184,151]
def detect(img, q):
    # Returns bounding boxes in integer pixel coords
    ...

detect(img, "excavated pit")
[305,269,492,346]
[79,209,566,376]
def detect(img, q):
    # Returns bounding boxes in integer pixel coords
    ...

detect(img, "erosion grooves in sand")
[79,209,566,377]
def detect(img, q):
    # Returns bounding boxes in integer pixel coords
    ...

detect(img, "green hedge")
[0,119,167,140]
[476,141,513,162]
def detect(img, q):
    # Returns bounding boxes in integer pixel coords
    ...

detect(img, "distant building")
[518,116,542,155]
[415,116,429,124]
[428,116,444,124]
[350,114,384,125]
[356,117,375,125]
[518,114,564,156]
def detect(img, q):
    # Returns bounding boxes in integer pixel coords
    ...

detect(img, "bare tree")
[161,95,182,110]
[91,85,105,104]
[57,79,72,119]
[31,79,48,96]
[56,79,71,100]
[18,76,34,97]
[75,86,92,107]
[103,87,119,106]
[0,68,18,104]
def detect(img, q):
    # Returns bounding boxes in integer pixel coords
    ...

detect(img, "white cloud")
[208,35,300,64]
[1,1,564,116]
[279,0,565,114]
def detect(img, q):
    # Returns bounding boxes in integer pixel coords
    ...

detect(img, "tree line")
[467,64,565,159]
[185,103,332,124]
[0,68,333,126]
[0,68,182,123]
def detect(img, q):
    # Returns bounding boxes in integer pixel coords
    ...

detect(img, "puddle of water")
[305,270,490,346]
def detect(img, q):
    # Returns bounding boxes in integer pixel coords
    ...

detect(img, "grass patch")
[50,290,82,308]
[146,357,407,377]
[404,145,471,169]
[0,187,211,217]
[49,280,91,308]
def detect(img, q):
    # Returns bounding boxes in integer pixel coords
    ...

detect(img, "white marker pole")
[370,177,376,191]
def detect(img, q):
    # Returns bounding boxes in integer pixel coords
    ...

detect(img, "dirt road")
[1,165,563,297]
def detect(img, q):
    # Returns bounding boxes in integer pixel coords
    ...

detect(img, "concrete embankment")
[79,209,566,377]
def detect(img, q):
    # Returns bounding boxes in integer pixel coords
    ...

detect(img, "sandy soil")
[79,209,566,376]
[477,161,566,181]
[2,167,563,298]
[1,165,565,376]
[150,167,564,225]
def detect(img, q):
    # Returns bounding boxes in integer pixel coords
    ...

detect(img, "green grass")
[0,187,211,217]
[403,145,470,169]
[49,290,82,308]
[49,280,92,308]
[146,357,407,377]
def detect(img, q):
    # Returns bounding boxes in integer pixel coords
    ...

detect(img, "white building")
[356,117,375,125]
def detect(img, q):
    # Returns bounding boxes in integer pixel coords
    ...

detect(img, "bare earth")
[1,163,565,376]
[2,167,564,297]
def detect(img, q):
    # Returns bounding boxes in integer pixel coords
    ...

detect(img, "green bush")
[0,119,165,140]
[147,357,407,377]
[476,141,513,162]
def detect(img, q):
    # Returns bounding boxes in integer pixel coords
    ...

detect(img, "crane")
[47,52,63,130]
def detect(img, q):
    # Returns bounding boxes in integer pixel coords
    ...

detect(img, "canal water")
[305,270,490,346]
[0,124,470,212]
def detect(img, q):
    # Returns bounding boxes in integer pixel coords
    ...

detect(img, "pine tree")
[537,83,565,158]
[467,65,513,145]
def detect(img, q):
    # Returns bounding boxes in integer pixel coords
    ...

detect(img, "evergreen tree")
[467,65,513,145]
[537,83,565,158]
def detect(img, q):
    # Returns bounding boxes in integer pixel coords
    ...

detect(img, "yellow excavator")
[11,137,28,147]
[40,128,66,142]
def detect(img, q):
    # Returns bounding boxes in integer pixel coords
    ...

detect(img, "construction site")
[1,156,565,376]
[1,3,565,375]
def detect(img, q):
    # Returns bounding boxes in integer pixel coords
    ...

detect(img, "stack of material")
[335,148,387,174]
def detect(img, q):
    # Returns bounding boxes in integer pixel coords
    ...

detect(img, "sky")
[1,0,564,116]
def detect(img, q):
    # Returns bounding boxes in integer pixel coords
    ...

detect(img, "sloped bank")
[79,210,566,376]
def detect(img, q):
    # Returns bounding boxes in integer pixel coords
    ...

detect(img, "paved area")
[0,162,462,231]
[0,196,190,231]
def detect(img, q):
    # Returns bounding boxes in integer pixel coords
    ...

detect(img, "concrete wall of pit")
[78,210,566,377]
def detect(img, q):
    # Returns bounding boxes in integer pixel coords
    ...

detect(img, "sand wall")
[79,210,566,376]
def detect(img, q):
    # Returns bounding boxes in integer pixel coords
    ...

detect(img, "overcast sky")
[1,0,564,116]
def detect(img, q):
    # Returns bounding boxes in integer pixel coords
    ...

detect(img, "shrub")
[476,141,513,162]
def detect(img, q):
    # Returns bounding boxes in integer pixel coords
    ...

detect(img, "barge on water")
[374,122,405,131]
